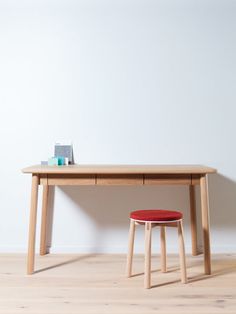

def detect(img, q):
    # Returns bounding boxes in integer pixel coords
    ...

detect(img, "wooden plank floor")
[0,254,235,314]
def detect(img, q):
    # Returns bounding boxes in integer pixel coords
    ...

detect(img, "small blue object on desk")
[48,157,59,166]
[57,156,65,166]
[48,156,66,166]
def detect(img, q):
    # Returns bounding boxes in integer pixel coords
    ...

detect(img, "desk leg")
[40,184,49,255]
[27,174,39,275]
[189,185,198,256]
[200,174,211,275]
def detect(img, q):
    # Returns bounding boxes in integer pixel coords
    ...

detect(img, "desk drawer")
[47,174,96,185]
[144,174,191,185]
[96,174,143,185]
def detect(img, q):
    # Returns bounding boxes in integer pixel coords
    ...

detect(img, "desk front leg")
[200,174,211,275]
[27,174,39,275]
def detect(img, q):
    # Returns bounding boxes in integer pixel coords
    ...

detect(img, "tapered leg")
[27,174,39,275]
[177,220,187,283]
[189,185,198,256]
[126,219,136,277]
[144,222,152,289]
[40,184,49,256]
[200,174,211,275]
[160,226,167,272]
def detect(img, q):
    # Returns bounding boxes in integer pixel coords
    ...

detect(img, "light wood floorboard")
[0,254,235,314]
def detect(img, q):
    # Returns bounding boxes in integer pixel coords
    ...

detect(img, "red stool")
[126,209,187,288]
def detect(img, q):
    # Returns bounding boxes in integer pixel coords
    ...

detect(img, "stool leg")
[126,219,136,277]
[144,222,152,289]
[160,226,167,272]
[177,220,187,283]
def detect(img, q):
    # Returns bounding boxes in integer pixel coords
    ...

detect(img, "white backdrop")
[0,0,235,253]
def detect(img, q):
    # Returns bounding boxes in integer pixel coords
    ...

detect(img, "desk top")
[22,164,217,175]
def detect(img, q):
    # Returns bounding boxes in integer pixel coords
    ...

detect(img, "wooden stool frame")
[126,218,187,289]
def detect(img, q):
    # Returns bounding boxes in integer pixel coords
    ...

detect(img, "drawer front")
[47,174,96,185]
[144,174,191,185]
[96,174,144,185]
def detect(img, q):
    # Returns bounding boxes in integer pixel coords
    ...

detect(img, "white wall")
[0,0,235,254]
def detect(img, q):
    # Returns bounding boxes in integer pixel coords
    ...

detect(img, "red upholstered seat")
[130,209,182,222]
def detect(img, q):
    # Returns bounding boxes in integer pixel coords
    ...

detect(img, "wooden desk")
[22,164,216,275]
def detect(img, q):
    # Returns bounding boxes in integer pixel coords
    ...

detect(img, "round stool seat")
[130,209,182,222]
